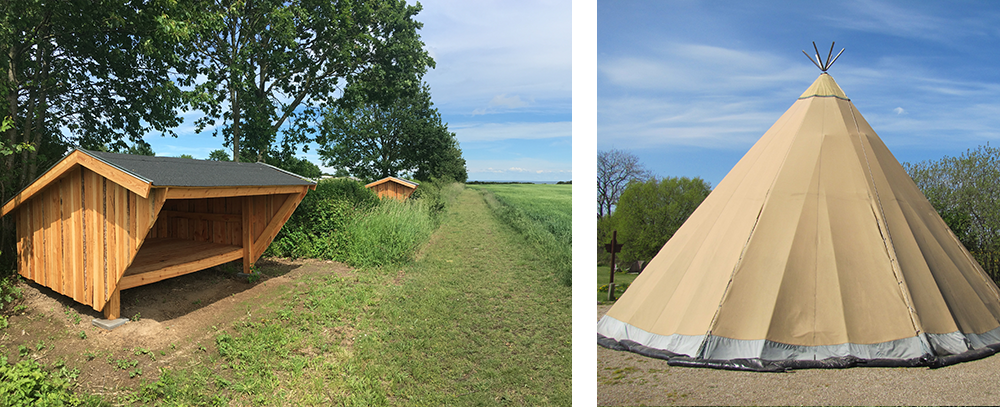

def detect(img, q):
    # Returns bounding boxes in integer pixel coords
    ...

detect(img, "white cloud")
[467,157,571,181]
[820,0,974,43]
[471,94,535,115]
[490,94,529,109]
[415,0,570,114]
[452,121,570,142]
[893,107,906,115]
[599,42,816,95]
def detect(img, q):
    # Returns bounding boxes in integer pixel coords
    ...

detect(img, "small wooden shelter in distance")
[1,149,315,322]
[365,176,417,200]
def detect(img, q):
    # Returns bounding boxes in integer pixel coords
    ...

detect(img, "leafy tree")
[597,149,651,219]
[208,149,232,161]
[904,144,1000,279]
[1,0,187,187]
[318,80,466,182]
[265,149,322,179]
[209,146,319,178]
[1,1,188,267]
[597,213,619,265]
[413,126,467,183]
[180,0,433,163]
[613,177,711,264]
[124,141,155,156]
[178,154,195,159]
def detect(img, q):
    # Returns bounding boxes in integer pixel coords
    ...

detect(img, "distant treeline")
[467,181,572,185]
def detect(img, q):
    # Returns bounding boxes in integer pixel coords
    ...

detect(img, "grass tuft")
[344,199,435,268]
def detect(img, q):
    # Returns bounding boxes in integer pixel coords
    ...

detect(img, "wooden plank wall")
[149,194,292,252]
[15,167,160,311]
[372,182,414,200]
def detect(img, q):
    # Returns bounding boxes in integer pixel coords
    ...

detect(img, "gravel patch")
[597,304,1000,406]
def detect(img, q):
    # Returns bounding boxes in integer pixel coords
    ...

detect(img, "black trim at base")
[598,333,999,372]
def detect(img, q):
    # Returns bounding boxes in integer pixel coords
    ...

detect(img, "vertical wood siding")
[147,193,292,251]
[15,167,159,311]
[370,181,415,200]
[14,168,307,315]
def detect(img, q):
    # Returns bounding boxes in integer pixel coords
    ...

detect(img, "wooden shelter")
[1,149,315,320]
[365,176,418,200]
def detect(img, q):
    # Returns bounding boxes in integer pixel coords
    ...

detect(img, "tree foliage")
[0,0,440,270]
[207,147,320,178]
[904,144,1000,279]
[0,0,188,266]
[181,0,433,163]
[1,0,187,187]
[611,177,711,264]
[208,149,232,161]
[266,149,322,179]
[123,141,156,156]
[597,149,650,219]
[318,80,466,182]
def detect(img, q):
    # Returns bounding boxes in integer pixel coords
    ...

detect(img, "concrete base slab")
[92,318,128,330]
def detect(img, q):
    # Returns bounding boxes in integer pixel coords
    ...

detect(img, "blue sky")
[143,1,572,182]
[598,0,1000,187]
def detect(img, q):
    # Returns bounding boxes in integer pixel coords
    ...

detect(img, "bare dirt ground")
[0,258,353,399]
[597,304,1000,406]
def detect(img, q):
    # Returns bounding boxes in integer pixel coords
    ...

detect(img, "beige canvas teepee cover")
[598,73,1000,362]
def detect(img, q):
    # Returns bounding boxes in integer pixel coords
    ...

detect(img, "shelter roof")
[365,176,418,189]
[2,148,315,216]
[84,150,315,188]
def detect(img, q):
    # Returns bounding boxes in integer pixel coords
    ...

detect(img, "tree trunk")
[230,78,241,162]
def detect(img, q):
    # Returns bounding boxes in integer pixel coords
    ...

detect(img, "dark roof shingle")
[83,149,315,187]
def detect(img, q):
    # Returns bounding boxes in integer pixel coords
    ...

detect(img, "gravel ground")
[597,304,1000,406]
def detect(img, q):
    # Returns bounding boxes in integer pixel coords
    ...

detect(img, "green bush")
[266,178,374,259]
[313,178,379,210]
[268,198,355,260]
[0,356,80,406]
[614,177,711,264]
[0,272,22,331]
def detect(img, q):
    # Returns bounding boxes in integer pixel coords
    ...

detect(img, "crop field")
[467,183,572,285]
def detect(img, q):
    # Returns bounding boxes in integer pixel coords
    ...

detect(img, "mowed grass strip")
[468,184,572,285]
[349,188,572,405]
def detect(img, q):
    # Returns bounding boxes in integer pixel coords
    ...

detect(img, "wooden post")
[242,197,253,274]
[103,287,120,320]
[604,230,624,301]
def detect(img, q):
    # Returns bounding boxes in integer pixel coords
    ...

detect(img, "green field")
[597,265,640,303]
[467,183,572,285]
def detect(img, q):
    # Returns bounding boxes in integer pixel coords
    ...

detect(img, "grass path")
[349,188,572,405]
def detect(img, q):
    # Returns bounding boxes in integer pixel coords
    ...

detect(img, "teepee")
[598,47,1000,371]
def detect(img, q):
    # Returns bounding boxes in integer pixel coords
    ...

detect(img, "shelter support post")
[242,197,253,274]
[103,287,120,320]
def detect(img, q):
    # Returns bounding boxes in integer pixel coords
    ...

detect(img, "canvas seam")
[849,103,923,339]
[698,100,807,358]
